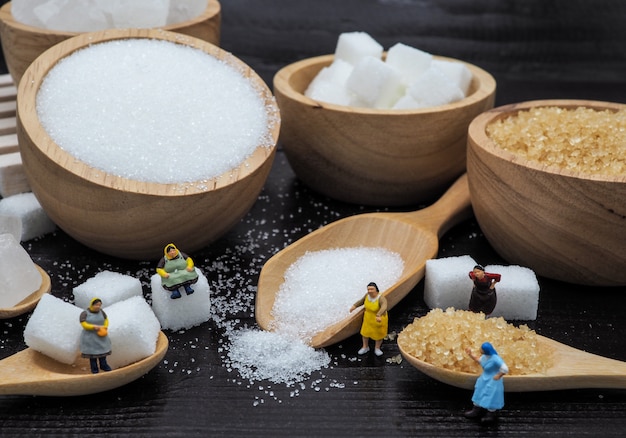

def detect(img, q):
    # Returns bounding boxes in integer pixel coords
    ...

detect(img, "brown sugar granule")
[397,308,553,375]
[486,106,626,176]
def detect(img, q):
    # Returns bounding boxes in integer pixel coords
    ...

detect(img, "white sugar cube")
[334,31,384,66]
[0,214,22,243]
[424,256,540,320]
[151,268,211,331]
[407,66,465,108]
[432,59,473,95]
[304,59,355,106]
[392,93,421,110]
[0,192,56,241]
[346,56,405,109]
[24,294,82,364]
[385,43,433,85]
[73,270,143,309]
[105,296,161,369]
[108,0,169,29]
[0,233,42,308]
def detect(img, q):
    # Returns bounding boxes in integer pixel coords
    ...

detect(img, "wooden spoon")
[0,265,51,319]
[0,331,168,396]
[399,334,626,392]
[256,174,472,348]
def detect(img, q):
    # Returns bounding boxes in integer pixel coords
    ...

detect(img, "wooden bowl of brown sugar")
[467,99,626,286]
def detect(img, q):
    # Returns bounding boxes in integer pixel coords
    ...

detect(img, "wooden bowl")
[273,54,496,206]
[0,0,221,85]
[467,99,626,286]
[17,28,280,260]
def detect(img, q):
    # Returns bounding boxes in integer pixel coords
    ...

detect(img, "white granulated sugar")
[270,247,404,341]
[36,39,270,184]
[226,329,331,385]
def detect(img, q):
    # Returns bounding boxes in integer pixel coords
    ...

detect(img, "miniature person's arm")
[184,254,194,271]
[465,348,481,364]
[375,295,388,322]
[156,257,169,277]
[79,311,97,330]
[486,272,501,289]
[102,311,109,328]
[350,295,366,312]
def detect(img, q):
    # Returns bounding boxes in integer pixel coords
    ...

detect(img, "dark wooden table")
[1,1,626,436]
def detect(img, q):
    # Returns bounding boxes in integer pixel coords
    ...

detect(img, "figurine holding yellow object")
[79,297,112,374]
[156,243,199,299]
[464,342,508,425]
[350,282,388,357]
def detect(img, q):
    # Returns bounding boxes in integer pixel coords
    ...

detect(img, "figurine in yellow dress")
[350,282,388,356]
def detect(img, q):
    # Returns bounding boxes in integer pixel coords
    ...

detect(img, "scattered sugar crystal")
[0,192,56,241]
[406,66,465,108]
[73,270,143,309]
[424,255,540,320]
[270,247,404,341]
[334,31,384,66]
[0,233,42,308]
[346,56,405,109]
[0,214,22,242]
[36,39,274,184]
[432,59,472,96]
[385,43,433,86]
[11,0,207,31]
[150,268,211,331]
[105,296,161,369]
[226,329,331,385]
[397,308,553,374]
[23,294,83,364]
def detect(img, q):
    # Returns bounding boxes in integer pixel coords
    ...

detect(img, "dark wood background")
[1,0,626,436]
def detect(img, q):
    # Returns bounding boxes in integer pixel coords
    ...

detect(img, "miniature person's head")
[480,342,498,356]
[89,298,102,312]
[473,264,485,279]
[366,282,379,297]
[165,244,178,259]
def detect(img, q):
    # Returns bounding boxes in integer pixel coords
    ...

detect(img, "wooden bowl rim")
[0,0,221,36]
[468,99,626,183]
[17,27,280,197]
[273,53,496,115]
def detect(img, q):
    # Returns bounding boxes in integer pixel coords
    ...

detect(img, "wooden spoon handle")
[403,173,472,237]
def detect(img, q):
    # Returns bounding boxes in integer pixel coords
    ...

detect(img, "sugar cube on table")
[23,294,83,364]
[424,255,540,320]
[346,56,405,109]
[432,59,473,95]
[385,43,433,85]
[334,31,384,66]
[0,214,22,242]
[0,233,42,308]
[73,270,143,310]
[0,192,56,241]
[105,296,161,369]
[406,66,465,108]
[151,268,211,331]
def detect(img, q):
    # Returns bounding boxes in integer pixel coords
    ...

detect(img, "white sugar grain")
[36,39,272,184]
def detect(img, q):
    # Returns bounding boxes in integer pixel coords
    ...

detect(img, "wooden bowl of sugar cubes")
[17,28,280,260]
[0,0,221,85]
[467,99,626,286]
[273,32,496,206]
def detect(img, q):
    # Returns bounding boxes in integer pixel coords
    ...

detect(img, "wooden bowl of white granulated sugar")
[467,99,626,286]
[0,0,221,85]
[17,28,279,259]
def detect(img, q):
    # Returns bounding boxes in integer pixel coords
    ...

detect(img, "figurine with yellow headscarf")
[156,243,199,299]
[79,297,112,374]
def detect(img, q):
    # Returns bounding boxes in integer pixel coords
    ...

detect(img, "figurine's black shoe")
[89,358,99,374]
[99,358,112,372]
[184,285,194,295]
[170,290,182,299]
[481,411,498,425]
[464,406,485,419]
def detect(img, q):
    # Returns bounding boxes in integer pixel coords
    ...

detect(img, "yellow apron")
[360,294,388,340]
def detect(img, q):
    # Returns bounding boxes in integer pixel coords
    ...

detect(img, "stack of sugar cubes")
[24,271,161,369]
[305,31,472,110]
[150,267,211,331]
[423,255,541,320]
[0,233,42,309]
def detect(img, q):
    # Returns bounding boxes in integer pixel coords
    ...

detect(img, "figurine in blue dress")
[464,342,508,425]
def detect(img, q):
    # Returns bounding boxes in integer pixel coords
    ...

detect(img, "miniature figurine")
[468,264,501,316]
[464,342,508,424]
[350,282,388,356]
[156,243,199,299]
[79,297,112,374]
